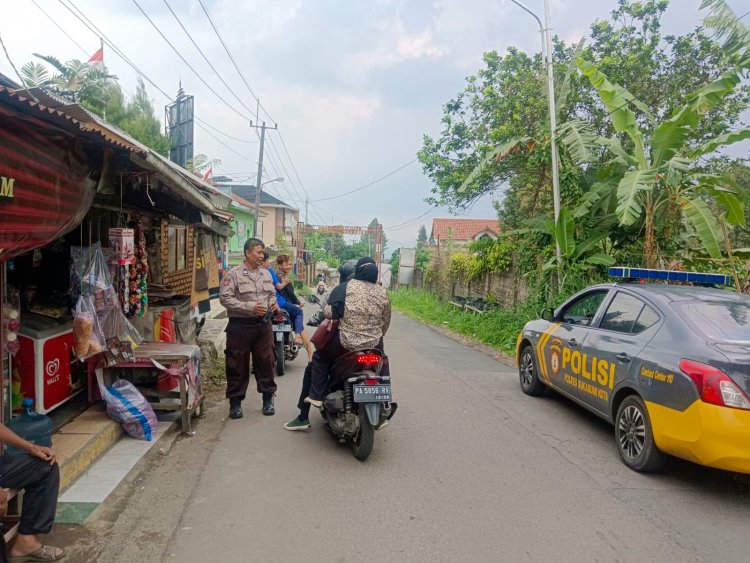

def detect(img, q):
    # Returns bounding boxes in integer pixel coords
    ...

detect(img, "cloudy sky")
[0,0,746,251]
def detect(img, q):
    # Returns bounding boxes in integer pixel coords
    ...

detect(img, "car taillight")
[356,353,381,369]
[679,359,750,410]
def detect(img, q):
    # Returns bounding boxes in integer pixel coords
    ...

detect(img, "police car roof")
[612,282,748,305]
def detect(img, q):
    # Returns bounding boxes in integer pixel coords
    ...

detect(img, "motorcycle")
[320,348,397,461]
[272,309,299,376]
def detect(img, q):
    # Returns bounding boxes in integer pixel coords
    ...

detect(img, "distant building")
[430,218,500,248]
[216,183,299,248]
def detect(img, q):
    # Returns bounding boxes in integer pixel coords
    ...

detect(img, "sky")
[0,0,747,252]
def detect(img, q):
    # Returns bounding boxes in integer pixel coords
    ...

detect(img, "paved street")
[67,312,750,562]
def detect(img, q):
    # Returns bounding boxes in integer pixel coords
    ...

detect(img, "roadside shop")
[0,80,232,430]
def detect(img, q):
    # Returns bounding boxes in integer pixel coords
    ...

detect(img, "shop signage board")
[0,104,97,262]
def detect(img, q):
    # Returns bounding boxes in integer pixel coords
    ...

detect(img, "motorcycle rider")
[283,259,357,431]
[275,254,313,362]
[284,257,391,430]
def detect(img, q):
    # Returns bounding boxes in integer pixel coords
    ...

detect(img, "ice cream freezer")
[12,313,86,414]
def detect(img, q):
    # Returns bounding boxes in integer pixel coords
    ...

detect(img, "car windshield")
[677,300,750,341]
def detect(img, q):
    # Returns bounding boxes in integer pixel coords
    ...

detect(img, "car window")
[632,304,660,333]
[559,291,608,326]
[599,292,646,334]
[677,300,750,340]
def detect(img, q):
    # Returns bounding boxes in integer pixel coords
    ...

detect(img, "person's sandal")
[10,545,66,561]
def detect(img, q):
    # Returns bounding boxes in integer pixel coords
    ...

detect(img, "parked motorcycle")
[320,348,396,461]
[272,309,298,376]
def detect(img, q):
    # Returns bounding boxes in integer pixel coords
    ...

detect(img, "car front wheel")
[615,395,667,472]
[519,345,546,396]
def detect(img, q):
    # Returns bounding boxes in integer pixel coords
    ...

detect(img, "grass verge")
[389,288,536,356]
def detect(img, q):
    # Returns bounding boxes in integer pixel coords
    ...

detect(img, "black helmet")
[338,259,358,283]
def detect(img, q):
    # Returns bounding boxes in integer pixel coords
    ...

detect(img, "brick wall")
[160,219,195,296]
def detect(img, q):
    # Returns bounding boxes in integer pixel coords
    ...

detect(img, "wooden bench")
[2,487,21,544]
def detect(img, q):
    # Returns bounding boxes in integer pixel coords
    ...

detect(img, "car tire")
[519,345,546,396]
[615,395,667,473]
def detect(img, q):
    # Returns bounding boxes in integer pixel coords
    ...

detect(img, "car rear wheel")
[519,345,546,396]
[615,395,667,472]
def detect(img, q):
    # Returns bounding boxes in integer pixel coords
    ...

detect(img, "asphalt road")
[66,311,750,562]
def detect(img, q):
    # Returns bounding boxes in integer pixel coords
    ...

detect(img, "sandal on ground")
[10,545,66,561]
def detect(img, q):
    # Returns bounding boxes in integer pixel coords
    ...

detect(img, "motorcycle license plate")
[273,324,291,332]
[353,384,391,402]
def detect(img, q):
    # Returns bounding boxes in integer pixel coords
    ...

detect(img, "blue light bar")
[608,267,732,286]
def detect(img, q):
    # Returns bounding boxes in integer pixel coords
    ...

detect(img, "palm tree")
[20,54,117,113]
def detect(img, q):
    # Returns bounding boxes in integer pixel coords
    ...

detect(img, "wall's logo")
[0,176,15,201]
[45,359,60,377]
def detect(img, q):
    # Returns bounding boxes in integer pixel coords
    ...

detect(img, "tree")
[20,54,117,114]
[418,0,749,228]
[417,225,428,249]
[118,77,170,156]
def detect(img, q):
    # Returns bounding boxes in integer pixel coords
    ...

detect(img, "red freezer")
[12,313,85,414]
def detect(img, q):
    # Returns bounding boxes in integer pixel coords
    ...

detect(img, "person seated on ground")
[274,254,313,362]
[0,422,64,561]
[284,257,391,431]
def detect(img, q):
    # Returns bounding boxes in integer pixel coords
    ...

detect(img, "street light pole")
[510,0,561,266]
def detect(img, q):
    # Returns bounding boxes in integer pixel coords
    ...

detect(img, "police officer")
[219,237,279,419]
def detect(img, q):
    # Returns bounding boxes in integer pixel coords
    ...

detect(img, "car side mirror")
[540,307,555,321]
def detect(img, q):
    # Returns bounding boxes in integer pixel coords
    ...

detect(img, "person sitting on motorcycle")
[306,259,357,328]
[284,257,388,431]
[275,254,313,362]
[305,257,390,408]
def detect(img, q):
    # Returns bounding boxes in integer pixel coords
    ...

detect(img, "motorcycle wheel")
[275,339,285,376]
[350,411,374,461]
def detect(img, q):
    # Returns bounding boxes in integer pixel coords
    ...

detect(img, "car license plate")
[273,324,291,332]
[353,384,391,402]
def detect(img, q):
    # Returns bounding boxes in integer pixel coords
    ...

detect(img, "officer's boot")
[229,397,243,419]
[262,393,275,416]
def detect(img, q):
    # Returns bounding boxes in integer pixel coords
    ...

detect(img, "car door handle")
[616,353,630,363]
[568,338,578,347]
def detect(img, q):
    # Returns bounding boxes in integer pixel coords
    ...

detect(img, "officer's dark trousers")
[0,455,59,536]
[225,320,277,400]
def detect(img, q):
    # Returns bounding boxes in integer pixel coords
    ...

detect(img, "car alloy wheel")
[519,345,546,396]
[617,405,645,460]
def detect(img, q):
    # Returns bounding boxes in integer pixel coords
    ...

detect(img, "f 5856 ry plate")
[353,384,391,402]
[272,323,291,332]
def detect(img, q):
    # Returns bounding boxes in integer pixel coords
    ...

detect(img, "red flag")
[88,46,104,71]
[202,167,213,182]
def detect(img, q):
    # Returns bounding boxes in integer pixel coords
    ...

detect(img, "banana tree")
[560,52,750,267]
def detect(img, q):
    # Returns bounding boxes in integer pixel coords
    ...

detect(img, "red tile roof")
[431,218,500,241]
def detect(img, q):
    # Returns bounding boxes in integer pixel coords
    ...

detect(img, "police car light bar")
[608,267,732,286]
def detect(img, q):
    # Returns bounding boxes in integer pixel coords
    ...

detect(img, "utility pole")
[305,197,309,226]
[510,0,561,269]
[249,120,278,239]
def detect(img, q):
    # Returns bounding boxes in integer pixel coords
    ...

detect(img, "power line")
[130,0,252,122]
[53,0,257,160]
[312,159,417,202]
[162,0,257,118]
[28,0,88,56]
[0,31,28,90]
[197,0,259,115]
[194,116,257,144]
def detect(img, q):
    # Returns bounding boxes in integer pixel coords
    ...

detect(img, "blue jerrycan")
[4,398,53,456]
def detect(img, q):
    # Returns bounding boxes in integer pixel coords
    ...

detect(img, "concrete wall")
[420,266,528,309]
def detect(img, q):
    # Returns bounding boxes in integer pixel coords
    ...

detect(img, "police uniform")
[219,263,278,404]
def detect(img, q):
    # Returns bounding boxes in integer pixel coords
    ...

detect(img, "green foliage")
[390,288,539,355]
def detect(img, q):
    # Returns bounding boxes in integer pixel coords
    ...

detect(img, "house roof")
[217,183,298,210]
[430,218,500,241]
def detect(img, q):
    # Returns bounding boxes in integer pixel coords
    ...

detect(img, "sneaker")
[284,418,311,431]
[304,397,323,409]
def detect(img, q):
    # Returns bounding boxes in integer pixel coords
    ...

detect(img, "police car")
[516,268,750,474]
